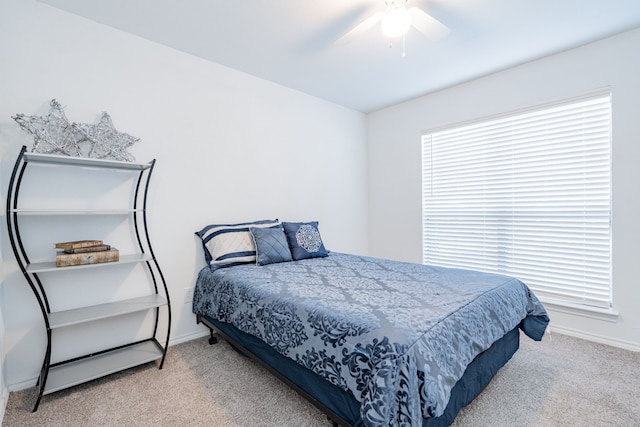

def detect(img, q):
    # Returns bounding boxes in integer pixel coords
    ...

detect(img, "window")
[421,92,611,309]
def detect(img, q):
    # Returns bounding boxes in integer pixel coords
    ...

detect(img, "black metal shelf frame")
[5,145,172,411]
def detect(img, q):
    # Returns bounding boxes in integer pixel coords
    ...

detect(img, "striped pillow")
[195,219,280,269]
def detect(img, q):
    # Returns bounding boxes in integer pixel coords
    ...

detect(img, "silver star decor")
[73,112,138,162]
[12,99,138,162]
[12,99,84,156]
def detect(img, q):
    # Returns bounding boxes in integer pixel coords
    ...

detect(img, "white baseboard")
[0,384,8,423]
[7,377,37,392]
[549,325,640,352]
[169,328,209,346]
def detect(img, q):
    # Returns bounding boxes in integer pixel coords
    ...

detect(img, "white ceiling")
[39,0,640,113]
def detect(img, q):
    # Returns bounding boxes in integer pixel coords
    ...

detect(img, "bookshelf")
[5,146,171,411]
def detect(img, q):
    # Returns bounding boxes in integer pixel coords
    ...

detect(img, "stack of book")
[55,240,119,267]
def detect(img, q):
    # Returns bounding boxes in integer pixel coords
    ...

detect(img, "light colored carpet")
[3,331,639,426]
[452,332,640,426]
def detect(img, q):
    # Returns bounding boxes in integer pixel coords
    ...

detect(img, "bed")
[192,220,549,426]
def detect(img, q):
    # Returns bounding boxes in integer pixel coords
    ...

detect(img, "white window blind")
[422,92,612,309]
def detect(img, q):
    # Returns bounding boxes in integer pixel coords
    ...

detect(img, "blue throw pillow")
[282,221,328,261]
[195,219,280,269]
[250,226,292,266]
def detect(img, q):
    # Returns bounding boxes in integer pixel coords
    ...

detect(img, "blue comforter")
[193,252,549,426]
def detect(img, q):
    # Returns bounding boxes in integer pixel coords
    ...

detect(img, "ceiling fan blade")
[409,7,450,40]
[335,11,384,45]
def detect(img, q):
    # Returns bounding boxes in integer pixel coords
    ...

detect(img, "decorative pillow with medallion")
[282,221,328,261]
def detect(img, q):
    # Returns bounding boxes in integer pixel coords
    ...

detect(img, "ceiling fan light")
[381,7,412,38]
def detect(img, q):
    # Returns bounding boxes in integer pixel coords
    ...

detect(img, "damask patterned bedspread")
[193,252,549,426]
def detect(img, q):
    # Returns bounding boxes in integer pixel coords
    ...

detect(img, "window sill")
[540,298,619,323]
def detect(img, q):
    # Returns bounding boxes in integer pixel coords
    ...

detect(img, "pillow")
[282,221,328,261]
[195,219,280,269]
[249,226,292,266]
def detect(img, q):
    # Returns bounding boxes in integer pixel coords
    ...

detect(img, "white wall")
[0,0,368,389]
[0,166,6,422]
[368,28,640,351]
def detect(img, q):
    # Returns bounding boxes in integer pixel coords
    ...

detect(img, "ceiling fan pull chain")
[402,34,406,57]
[387,36,407,57]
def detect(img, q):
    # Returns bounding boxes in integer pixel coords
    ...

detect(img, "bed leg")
[208,329,218,345]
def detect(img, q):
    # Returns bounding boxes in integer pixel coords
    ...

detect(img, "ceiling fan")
[336,0,450,45]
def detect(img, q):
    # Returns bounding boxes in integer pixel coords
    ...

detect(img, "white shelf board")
[49,294,167,329]
[9,209,141,215]
[27,253,153,273]
[24,152,152,171]
[44,341,163,394]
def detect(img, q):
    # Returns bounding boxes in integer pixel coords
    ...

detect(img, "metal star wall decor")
[12,99,139,162]
[12,99,84,156]
[73,112,138,162]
